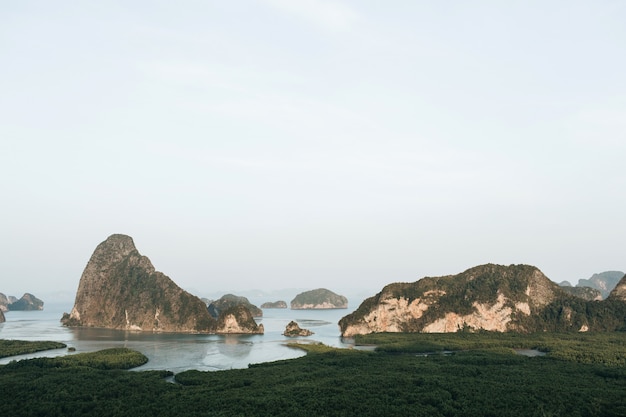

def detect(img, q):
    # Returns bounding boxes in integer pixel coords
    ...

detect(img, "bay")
[0,298,363,373]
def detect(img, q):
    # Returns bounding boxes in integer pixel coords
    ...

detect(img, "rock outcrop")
[577,271,625,299]
[0,293,9,312]
[283,320,313,337]
[0,309,5,323]
[291,288,348,310]
[208,294,262,318]
[61,234,217,333]
[261,300,288,309]
[339,264,626,336]
[216,305,264,334]
[8,293,44,311]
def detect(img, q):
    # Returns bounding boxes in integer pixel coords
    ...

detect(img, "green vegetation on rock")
[339,264,626,335]
[290,288,348,309]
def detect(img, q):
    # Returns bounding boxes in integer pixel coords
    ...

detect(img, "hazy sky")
[1,1,625,300]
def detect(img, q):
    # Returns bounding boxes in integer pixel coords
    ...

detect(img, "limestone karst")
[208,294,262,318]
[339,264,626,337]
[215,305,264,334]
[61,234,215,333]
[283,320,313,337]
[291,288,348,310]
[1,292,44,311]
[7,293,44,311]
[261,300,288,309]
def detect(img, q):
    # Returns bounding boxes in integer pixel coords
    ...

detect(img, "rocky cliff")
[0,309,4,323]
[8,293,44,311]
[339,264,626,336]
[215,305,264,334]
[291,288,348,309]
[61,234,217,333]
[208,294,262,318]
[0,293,9,312]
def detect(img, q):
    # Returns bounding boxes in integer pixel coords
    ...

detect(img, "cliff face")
[0,309,5,323]
[291,288,348,309]
[215,305,264,334]
[61,234,216,333]
[339,264,626,336]
[0,293,9,312]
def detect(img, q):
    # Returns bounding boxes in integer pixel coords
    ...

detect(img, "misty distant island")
[290,288,348,310]
[260,300,287,309]
[0,292,44,312]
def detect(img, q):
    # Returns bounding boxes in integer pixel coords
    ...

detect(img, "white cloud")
[262,0,359,32]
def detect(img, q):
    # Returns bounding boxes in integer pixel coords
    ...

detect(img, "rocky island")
[291,288,348,310]
[61,234,261,334]
[1,292,43,311]
[7,293,44,311]
[283,320,313,337]
[208,294,262,318]
[261,300,287,309]
[216,305,264,334]
[339,264,626,336]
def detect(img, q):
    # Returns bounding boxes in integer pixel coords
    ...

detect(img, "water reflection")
[0,299,365,372]
[217,335,254,358]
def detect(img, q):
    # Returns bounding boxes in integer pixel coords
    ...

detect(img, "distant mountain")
[339,264,626,336]
[291,288,348,310]
[261,300,288,309]
[608,274,626,301]
[560,286,602,301]
[8,293,44,311]
[576,271,625,299]
[1,292,44,311]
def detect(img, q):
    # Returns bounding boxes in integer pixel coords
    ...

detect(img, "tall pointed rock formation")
[61,234,216,333]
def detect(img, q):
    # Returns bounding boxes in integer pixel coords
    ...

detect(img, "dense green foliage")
[356,331,626,366]
[3,347,148,370]
[0,340,66,358]
[1,334,626,416]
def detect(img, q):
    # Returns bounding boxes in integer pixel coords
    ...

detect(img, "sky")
[1,1,625,301]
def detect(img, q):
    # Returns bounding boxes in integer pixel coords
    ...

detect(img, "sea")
[0,297,366,373]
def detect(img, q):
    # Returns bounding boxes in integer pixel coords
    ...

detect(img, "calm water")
[0,299,362,373]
